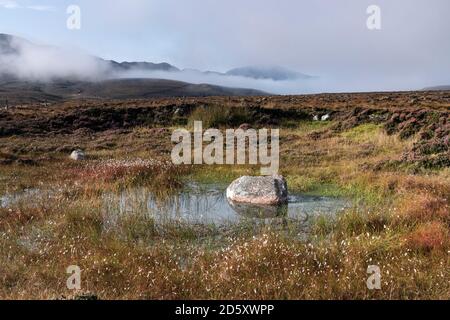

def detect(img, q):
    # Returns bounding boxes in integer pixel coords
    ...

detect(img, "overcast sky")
[1,0,449,92]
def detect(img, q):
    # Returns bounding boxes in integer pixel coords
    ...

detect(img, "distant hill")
[423,85,450,91]
[108,61,180,73]
[0,33,318,100]
[0,78,267,104]
[0,34,20,55]
[0,33,181,79]
[2,34,314,82]
[0,33,269,101]
[58,78,267,99]
[226,66,312,81]
[1,34,310,82]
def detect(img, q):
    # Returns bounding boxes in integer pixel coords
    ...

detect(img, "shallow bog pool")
[101,183,352,227]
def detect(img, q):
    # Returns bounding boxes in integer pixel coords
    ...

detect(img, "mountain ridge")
[423,85,450,91]
[226,65,312,81]
[0,33,311,82]
[0,33,271,101]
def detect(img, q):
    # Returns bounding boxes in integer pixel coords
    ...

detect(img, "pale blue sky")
[1,0,450,90]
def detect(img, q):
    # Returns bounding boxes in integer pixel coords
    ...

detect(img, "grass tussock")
[188,105,252,128]
[71,158,190,196]
[1,222,448,299]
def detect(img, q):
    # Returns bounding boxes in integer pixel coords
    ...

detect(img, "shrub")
[407,221,448,251]
[187,105,252,128]
[397,193,449,223]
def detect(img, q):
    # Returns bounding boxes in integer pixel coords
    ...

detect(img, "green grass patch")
[288,121,334,135]
[188,165,260,184]
[188,105,252,128]
[341,123,382,142]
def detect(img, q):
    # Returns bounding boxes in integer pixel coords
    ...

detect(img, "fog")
[77,0,450,92]
[118,69,440,94]
[0,35,319,94]
[0,37,317,93]
[1,31,448,94]
[0,35,109,81]
[1,0,450,93]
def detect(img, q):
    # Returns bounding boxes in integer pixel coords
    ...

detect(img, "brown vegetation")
[0,91,449,299]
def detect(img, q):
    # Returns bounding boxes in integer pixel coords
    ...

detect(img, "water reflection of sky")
[102,183,352,226]
[0,184,352,227]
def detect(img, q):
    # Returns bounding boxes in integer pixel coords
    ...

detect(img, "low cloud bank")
[1,35,444,94]
[0,35,110,81]
[114,69,439,94]
[0,38,315,94]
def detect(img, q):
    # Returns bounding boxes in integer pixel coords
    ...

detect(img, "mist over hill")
[0,77,268,105]
[423,85,450,91]
[0,34,274,101]
[0,34,317,96]
[226,66,312,81]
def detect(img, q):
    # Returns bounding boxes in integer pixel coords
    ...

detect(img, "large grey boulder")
[226,175,288,205]
[70,149,85,161]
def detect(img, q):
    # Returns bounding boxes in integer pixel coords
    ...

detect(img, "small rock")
[70,149,85,161]
[226,175,288,205]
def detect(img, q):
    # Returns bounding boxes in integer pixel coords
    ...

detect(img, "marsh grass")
[295,120,334,133]
[0,178,449,299]
[188,165,260,185]
[0,118,449,299]
[341,123,382,141]
[70,158,190,200]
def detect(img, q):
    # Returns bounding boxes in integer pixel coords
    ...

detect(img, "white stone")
[226,175,288,205]
[70,149,85,161]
